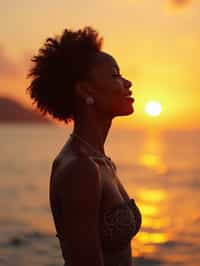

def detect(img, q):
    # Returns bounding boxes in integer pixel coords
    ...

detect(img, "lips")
[124,91,135,102]
[125,96,134,103]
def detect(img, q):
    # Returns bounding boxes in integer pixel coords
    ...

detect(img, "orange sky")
[0,0,199,129]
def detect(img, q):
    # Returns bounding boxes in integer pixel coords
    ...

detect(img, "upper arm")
[57,156,104,266]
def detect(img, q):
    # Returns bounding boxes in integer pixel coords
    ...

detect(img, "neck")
[71,111,112,156]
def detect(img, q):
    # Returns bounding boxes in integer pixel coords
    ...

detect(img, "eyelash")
[112,74,122,78]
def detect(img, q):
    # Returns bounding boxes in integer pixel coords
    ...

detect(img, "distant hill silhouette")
[0,96,52,124]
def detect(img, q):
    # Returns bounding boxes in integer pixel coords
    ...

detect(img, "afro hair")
[26,26,103,124]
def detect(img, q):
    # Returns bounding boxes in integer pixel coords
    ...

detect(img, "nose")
[123,78,132,89]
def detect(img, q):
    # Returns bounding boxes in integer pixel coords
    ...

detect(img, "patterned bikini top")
[56,154,142,253]
[99,197,142,251]
[56,198,142,252]
[87,155,142,251]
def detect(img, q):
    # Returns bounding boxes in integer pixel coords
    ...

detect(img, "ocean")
[0,124,199,266]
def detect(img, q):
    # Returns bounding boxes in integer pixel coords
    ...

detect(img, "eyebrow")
[113,64,120,72]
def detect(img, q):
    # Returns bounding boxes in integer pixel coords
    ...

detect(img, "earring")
[86,96,94,105]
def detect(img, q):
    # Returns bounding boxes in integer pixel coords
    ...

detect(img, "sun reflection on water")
[138,231,168,244]
[139,189,166,203]
[140,153,167,174]
[142,217,170,229]
[132,188,169,257]
[138,130,167,174]
[138,203,158,216]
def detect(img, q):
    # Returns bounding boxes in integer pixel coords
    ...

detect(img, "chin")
[115,106,134,116]
[124,109,134,116]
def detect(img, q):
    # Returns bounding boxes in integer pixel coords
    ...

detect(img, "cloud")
[168,0,192,9]
[164,0,193,14]
[0,44,19,77]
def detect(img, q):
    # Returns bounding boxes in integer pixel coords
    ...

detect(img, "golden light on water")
[139,189,166,203]
[133,188,169,256]
[138,232,168,244]
[138,131,167,174]
[139,204,158,216]
[145,101,162,117]
[140,153,167,174]
[142,217,170,230]
[138,189,166,217]
[141,154,160,167]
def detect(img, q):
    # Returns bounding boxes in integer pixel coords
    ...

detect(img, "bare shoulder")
[54,152,102,213]
[57,152,100,185]
[51,153,104,265]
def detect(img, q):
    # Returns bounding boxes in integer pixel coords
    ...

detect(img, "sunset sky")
[0,0,199,129]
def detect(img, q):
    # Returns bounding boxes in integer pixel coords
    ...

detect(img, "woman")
[26,26,142,266]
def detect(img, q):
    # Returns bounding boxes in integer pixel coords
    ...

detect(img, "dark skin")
[49,51,134,266]
[73,51,133,154]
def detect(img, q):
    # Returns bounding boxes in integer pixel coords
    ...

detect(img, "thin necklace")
[70,132,116,174]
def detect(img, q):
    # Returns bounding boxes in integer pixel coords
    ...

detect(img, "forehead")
[91,52,120,72]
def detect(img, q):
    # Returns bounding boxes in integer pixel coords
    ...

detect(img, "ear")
[74,81,94,99]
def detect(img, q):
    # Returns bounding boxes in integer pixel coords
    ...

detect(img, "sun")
[145,101,162,117]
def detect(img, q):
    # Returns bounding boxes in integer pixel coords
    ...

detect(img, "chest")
[97,159,130,215]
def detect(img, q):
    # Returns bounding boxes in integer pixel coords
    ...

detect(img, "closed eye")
[112,73,122,78]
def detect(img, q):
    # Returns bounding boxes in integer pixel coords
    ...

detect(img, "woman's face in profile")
[88,52,134,118]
